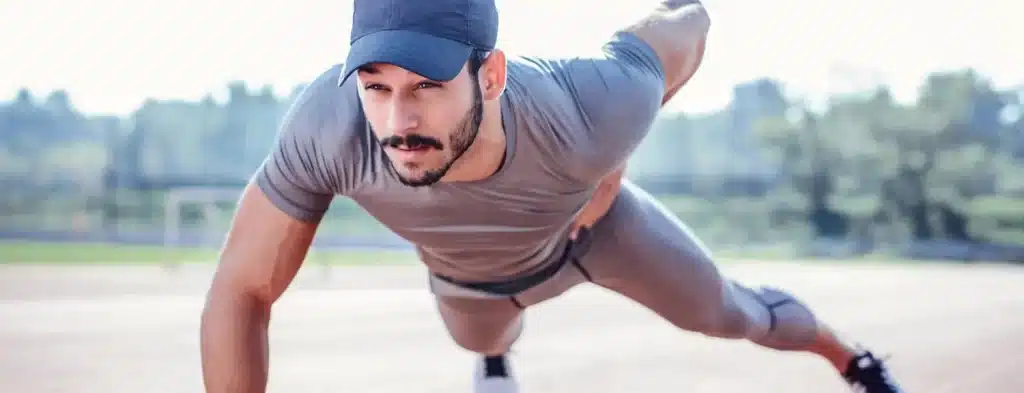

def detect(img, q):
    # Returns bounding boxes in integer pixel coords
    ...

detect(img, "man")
[199,0,907,392]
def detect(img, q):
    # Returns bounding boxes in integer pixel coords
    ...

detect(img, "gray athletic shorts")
[428,179,820,354]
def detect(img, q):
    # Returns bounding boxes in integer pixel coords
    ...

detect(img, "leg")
[580,180,823,350]
[435,295,522,393]
[435,295,523,356]
[576,180,905,392]
[429,256,590,393]
[430,255,588,353]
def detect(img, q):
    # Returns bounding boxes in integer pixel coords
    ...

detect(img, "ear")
[478,49,507,101]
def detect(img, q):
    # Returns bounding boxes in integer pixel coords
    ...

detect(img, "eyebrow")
[354,64,446,86]
[356,64,380,74]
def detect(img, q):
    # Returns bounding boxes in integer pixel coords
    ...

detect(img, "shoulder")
[277,64,377,177]
[504,32,665,135]
[263,64,375,195]
[502,32,667,181]
[505,32,664,97]
[281,64,368,146]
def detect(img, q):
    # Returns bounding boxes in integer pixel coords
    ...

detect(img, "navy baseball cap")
[338,0,499,86]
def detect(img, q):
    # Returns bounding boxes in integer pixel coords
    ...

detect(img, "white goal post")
[162,186,243,266]
[160,186,333,276]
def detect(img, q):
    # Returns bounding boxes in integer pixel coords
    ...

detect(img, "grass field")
[0,240,819,265]
[0,239,954,269]
[0,240,417,265]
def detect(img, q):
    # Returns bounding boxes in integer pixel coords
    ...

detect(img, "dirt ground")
[2,260,1023,393]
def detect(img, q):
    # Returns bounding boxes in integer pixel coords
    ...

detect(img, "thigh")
[435,295,524,354]
[429,255,589,353]
[427,216,605,354]
[578,180,756,333]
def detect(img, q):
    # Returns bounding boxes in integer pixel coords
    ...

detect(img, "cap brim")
[339,30,474,86]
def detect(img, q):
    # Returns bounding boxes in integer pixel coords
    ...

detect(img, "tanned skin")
[200,183,317,393]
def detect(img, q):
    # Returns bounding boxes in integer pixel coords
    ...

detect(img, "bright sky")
[1,0,1019,117]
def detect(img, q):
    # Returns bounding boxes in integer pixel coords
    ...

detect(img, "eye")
[417,82,441,89]
[364,83,388,91]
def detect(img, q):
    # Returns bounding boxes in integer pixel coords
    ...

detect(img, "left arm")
[570,2,709,235]
[565,1,710,235]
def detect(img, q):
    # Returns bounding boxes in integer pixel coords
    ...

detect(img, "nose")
[386,97,419,135]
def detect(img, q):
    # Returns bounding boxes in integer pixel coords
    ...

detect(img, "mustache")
[378,134,444,150]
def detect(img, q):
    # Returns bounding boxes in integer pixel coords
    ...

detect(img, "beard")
[379,82,485,188]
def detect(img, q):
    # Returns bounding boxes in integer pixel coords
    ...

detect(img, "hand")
[569,166,625,240]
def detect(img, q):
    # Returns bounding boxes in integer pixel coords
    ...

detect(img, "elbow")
[679,0,712,30]
[203,261,274,318]
[664,0,712,37]
[681,4,711,66]
[201,278,273,332]
[664,6,711,101]
[597,169,625,197]
[695,4,712,35]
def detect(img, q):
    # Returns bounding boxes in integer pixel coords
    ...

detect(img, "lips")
[390,145,431,160]
[395,145,428,152]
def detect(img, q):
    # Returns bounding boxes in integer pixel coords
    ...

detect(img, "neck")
[441,97,506,183]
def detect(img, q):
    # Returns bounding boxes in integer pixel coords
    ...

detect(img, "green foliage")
[0,240,416,265]
[2,69,1023,253]
[749,70,1023,244]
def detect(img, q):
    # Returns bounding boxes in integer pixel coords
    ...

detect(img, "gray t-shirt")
[255,32,665,281]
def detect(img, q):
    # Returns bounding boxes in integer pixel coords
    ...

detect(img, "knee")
[436,298,523,355]
[452,337,508,355]
[446,318,522,355]
[665,284,814,345]
[745,286,820,350]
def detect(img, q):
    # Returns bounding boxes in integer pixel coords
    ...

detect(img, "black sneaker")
[473,354,519,393]
[843,351,905,393]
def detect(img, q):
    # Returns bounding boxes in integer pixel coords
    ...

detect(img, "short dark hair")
[468,50,489,77]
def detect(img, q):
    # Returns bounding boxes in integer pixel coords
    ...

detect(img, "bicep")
[212,182,319,304]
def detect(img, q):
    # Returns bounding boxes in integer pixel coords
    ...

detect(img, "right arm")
[200,183,321,393]
[200,65,356,393]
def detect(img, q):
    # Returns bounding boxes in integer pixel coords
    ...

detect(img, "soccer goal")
[162,186,243,267]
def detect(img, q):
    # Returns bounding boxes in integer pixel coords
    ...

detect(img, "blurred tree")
[754,69,1020,245]
[872,70,1011,242]
[755,102,855,239]
[2,67,1023,250]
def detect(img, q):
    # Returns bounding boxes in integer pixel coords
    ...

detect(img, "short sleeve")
[254,65,365,222]
[551,32,667,180]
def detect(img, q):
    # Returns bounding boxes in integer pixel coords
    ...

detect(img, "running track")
[2,260,1023,392]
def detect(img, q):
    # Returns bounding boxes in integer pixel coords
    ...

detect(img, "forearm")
[200,288,272,393]
[626,0,711,103]
[599,165,626,193]
[591,165,626,209]
[571,164,626,238]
